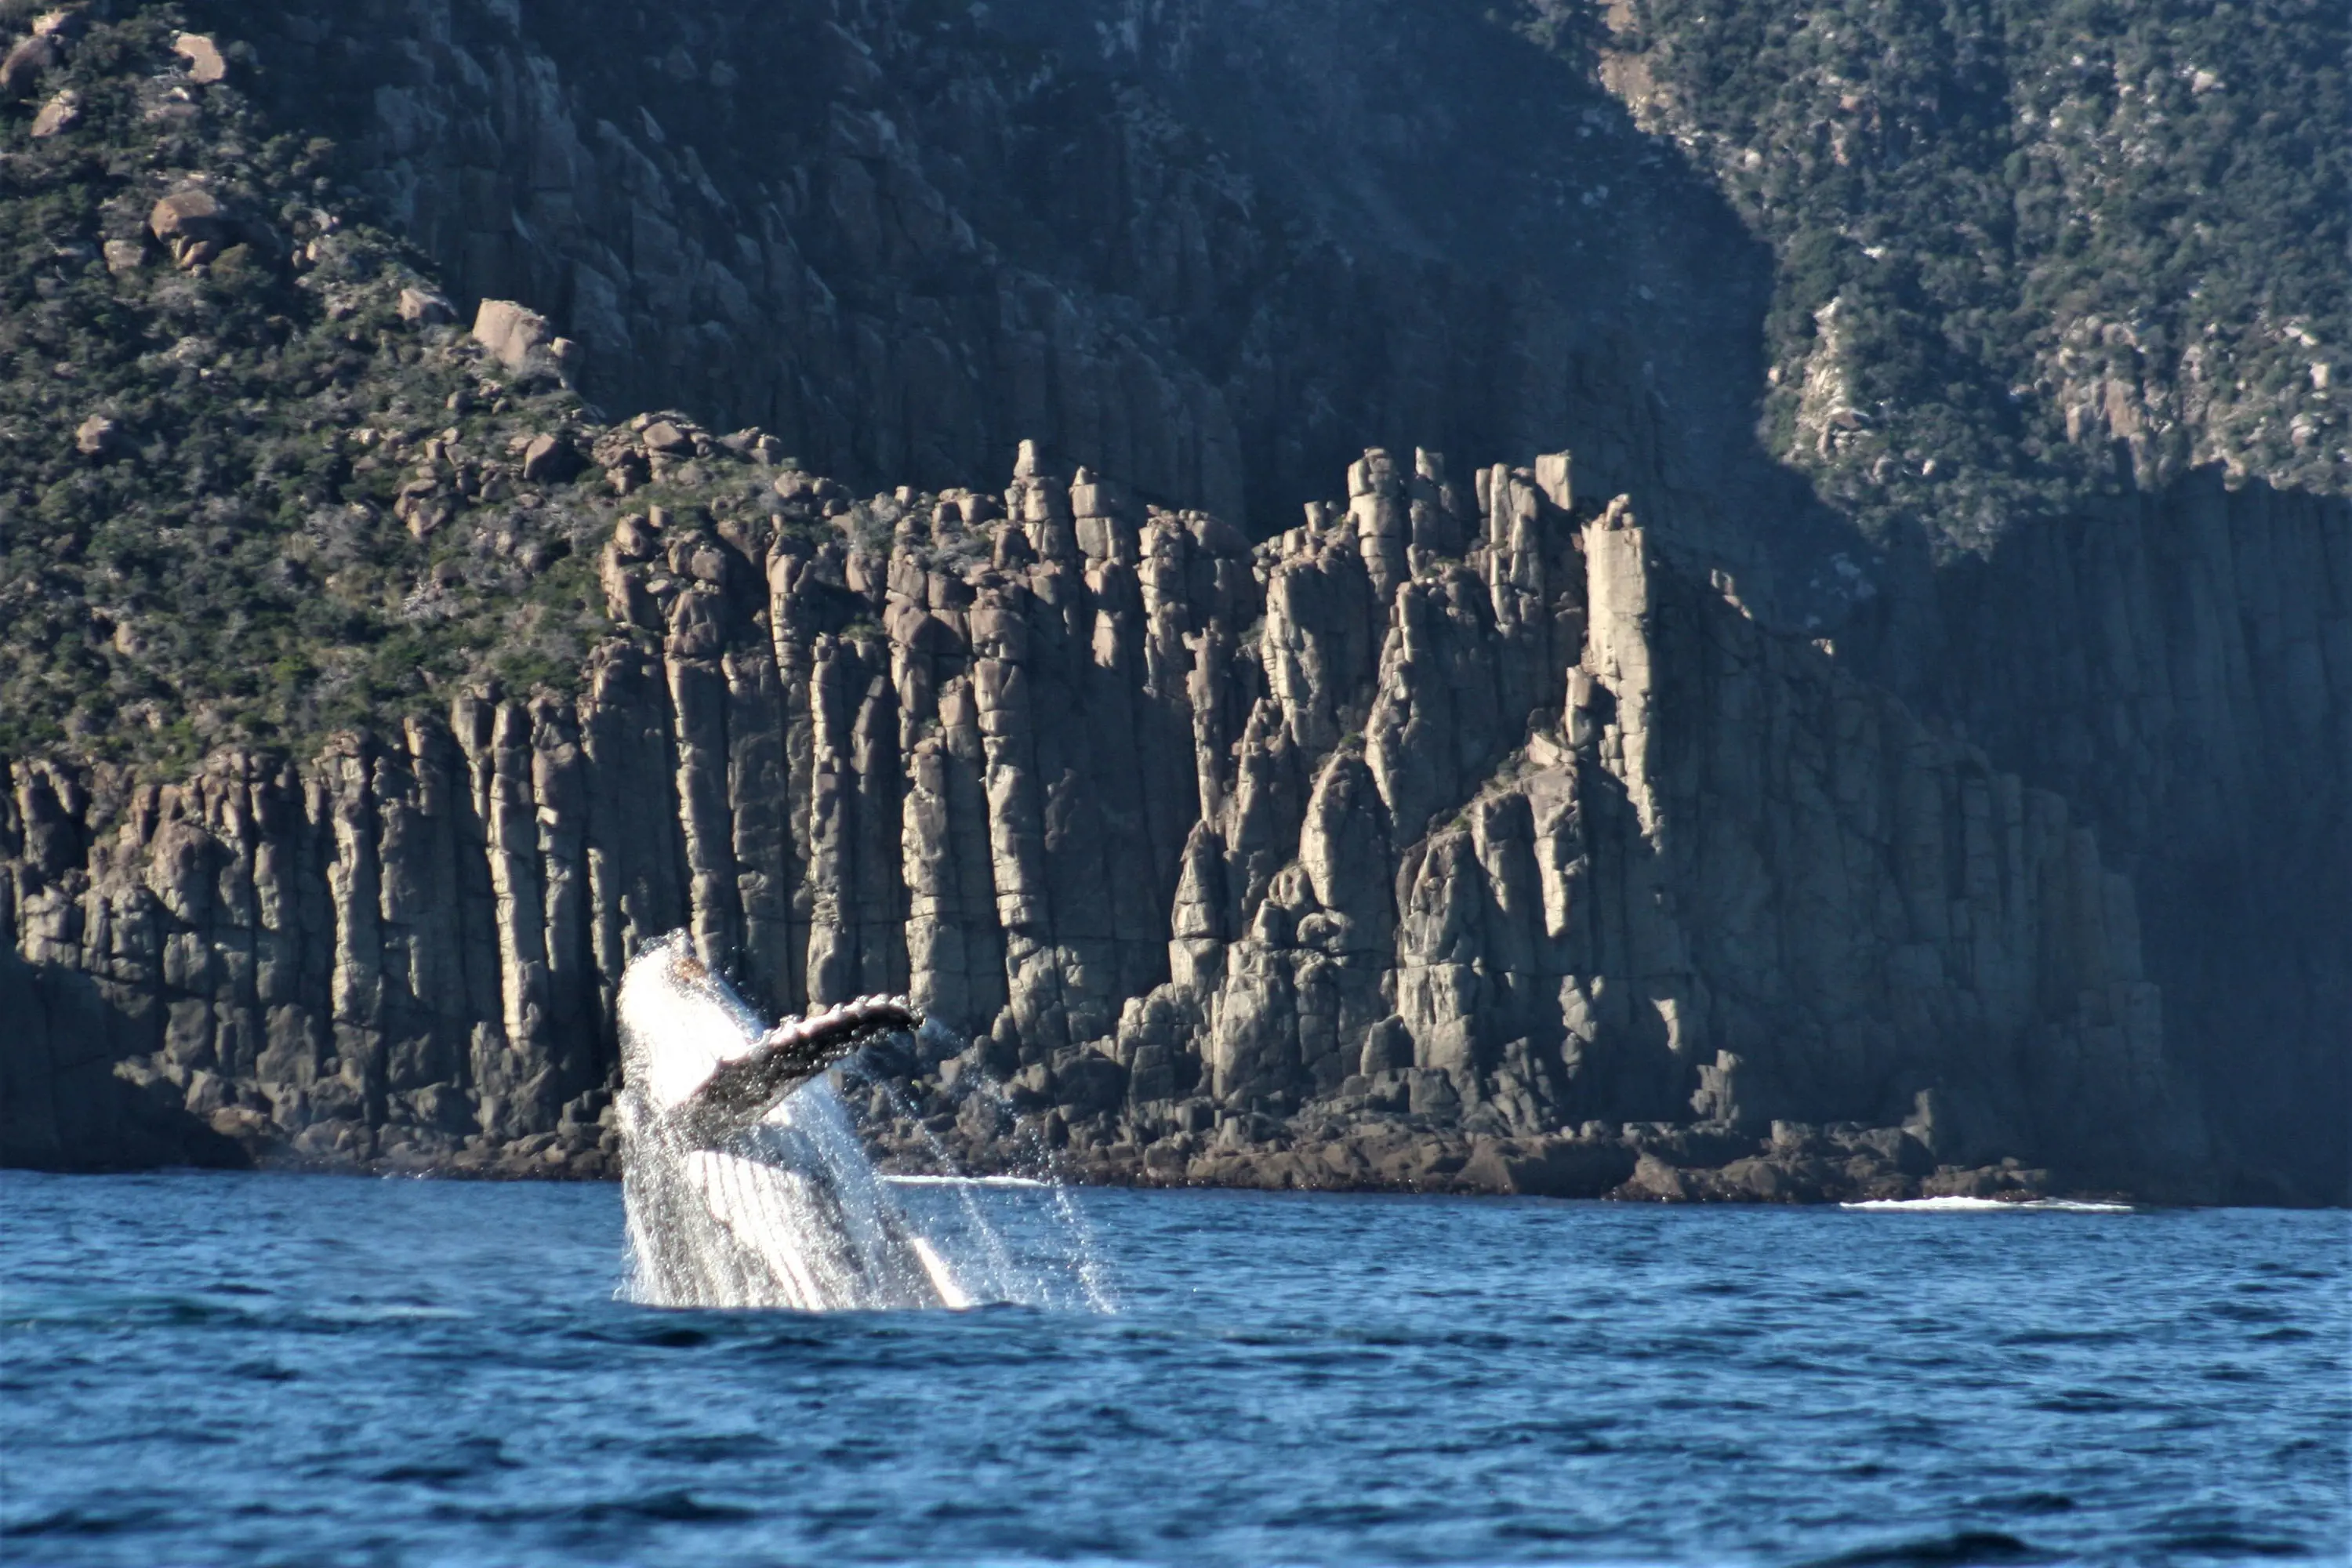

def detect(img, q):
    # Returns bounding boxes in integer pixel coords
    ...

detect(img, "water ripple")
[0,1173,2344,1568]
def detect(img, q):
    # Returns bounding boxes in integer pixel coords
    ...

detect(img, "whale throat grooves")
[614,934,962,1310]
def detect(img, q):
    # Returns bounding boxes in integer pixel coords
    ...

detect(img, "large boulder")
[172,31,228,84]
[148,189,230,267]
[472,299,551,372]
[29,88,78,138]
[1459,1134,1639,1198]
[520,433,581,484]
[0,34,60,100]
[640,419,693,456]
[74,416,118,459]
[397,288,454,325]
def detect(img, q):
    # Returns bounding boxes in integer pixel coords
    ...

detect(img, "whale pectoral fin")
[671,996,924,1147]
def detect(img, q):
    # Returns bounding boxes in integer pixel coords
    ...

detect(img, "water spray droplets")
[614,935,1108,1313]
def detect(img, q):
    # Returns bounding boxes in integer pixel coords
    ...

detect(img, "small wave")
[883,1174,1053,1189]
[313,1303,475,1323]
[372,1461,480,1486]
[437,1490,757,1529]
[1806,1528,2047,1566]
[640,1432,784,1463]
[2151,1529,2313,1558]
[575,1490,756,1525]
[1,1505,170,1539]
[1978,1492,2077,1516]
[2032,1388,2147,1414]
[1840,1197,2132,1213]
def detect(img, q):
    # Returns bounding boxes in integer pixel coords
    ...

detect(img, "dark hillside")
[0,5,618,765]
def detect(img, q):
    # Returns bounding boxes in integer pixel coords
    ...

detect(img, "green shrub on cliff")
[1529,0,2349,549]
[0,6,614,770]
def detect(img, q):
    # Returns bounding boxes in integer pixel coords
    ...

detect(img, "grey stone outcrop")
[1845,470,2352,1203]
[6,441,2278,1196]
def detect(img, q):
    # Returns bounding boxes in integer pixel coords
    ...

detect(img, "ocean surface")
[1,1170,2344,1568]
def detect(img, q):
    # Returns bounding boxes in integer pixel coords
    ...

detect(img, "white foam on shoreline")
[884,1173,1054,1189]
[1841,1196,2134,1213]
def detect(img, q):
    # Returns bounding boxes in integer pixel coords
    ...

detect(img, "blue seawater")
[0,1171,2344,1567]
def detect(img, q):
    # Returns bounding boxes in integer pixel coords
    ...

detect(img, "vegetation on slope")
[7,0,2343,775]
[1530,0,2347,551]
[0,3,1062,778]
[0,5,652,769]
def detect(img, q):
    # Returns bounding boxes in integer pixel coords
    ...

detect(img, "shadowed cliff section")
[206,0,1788,572]
[1849,471,2352,1203]
[0,939,249,1170]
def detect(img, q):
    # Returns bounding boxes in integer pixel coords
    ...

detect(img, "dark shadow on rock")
[211,0,1881,597]
[0,949,251,1172]
[1839,468,2352,1205]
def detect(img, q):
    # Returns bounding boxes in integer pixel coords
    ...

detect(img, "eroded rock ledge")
[2,416,2216,1200]
[1051,1125,2067,1207]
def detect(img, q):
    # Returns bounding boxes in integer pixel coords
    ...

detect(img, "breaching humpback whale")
[615,936,967,1309]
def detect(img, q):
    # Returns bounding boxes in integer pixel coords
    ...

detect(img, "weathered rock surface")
[2,437,2248,1200]
[172,31,227,85]
[216,0,1767,570]
[28,86,78,137]
[1,2,2339,1203]
[1848,472,2352,1203]
[1029,1120,2058,1207]
[0,31,60,100]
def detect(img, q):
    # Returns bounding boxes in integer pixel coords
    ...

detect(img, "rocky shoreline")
[255,1144,2096,1209]
[1044,1126,2080,1206]
[203,1100,2115,1208]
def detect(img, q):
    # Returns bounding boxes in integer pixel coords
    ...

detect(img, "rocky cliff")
[0,406,2216,1199]
[2,0,2343,1202]
[1849,474,2351,1203]
[198,0,2347,1198]
[206,0,1771,571]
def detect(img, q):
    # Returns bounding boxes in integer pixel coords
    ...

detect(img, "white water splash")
[615,934,1109,1311]
[1840,1196,2135,1213]
[866,1075,1119,1314]
[884,1174,1054,1189]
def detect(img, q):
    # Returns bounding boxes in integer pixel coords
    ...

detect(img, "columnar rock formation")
[1,437,2211,1190]
[1853,474,2352,1202]
[2,2,2334,1201]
